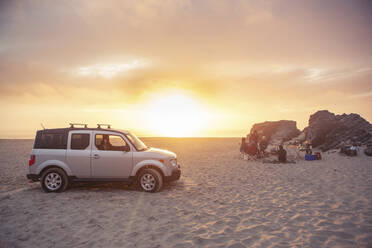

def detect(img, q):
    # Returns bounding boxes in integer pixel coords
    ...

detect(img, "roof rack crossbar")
[70,123,88,128]
[97,124,111,129]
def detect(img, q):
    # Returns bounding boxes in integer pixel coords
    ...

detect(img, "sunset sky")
[1,0,372,138]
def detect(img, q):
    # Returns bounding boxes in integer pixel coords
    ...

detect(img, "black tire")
[40,167,69,193]
[138,168,163,193]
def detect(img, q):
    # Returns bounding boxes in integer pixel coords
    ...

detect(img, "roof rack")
[97,124,111,129]
[70,123,88,128]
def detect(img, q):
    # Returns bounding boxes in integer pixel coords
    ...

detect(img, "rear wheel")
[138,169,163,193]
[41,168,69,193]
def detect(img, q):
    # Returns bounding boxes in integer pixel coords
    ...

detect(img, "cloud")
[349,91,372,99]
[1,0,372,66]
[74,59,148,78]
[303,67,372,83]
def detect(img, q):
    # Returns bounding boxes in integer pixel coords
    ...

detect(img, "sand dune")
[0,138,371,248]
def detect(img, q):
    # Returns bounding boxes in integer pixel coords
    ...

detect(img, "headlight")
[170,159,177,167]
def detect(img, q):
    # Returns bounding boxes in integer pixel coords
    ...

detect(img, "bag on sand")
[315,152,322,160]
[305,154,316,161]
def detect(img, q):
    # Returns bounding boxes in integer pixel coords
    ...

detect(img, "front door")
[66,130,93,178]
[91,132,133,178]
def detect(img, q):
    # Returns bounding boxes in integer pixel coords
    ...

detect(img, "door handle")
[93,154,100,159]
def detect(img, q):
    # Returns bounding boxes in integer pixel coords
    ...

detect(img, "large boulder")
[249,120,301,144]
[305,110,372,151]
[365,146,372,156]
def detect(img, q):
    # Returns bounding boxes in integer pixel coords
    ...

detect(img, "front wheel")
[41,168,69,193]
[138,169,163,193]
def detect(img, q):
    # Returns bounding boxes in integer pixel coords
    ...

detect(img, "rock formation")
[365,147,372,156]
[305,110,372,151]
[248,110,372,154]
[249,120,301,144]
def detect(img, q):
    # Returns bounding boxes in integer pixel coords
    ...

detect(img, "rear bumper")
[165,166,181,182]
[27,174,39,182]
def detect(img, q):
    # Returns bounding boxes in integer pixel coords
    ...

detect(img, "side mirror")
[122,146,130,152]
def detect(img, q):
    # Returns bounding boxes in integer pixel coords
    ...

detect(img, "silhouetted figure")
[250,130,259,144]
[339,141,357,156]
[277,145,287,163]
[305,141,312,155]
[259,136,268,157]
[247,141,258,156]
[340,141,347,154]
[349,144,357,156]
[240,137,248,159]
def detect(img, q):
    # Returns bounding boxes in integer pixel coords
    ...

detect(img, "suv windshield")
[126,132,148,151]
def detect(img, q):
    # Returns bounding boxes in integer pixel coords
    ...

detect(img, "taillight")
[29,155,36,166]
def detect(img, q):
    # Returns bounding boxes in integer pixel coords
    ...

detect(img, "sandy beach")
[0,138,371,248]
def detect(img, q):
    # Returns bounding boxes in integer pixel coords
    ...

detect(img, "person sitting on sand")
[259,136,268,157]
[240,137,248,159]
[249,130,259,144]
[349,144,357,156]
[247,141,258,157]
[305,141,312,155]
[277,145,287,163]
[340,141,347,154]
[340,141,357,156]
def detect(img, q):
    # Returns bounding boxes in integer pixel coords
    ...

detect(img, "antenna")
[40,123,46,130]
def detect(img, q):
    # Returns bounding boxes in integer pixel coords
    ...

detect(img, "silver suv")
[27,124,181,193]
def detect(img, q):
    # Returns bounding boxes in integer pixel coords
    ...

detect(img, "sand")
[0,138,371,248]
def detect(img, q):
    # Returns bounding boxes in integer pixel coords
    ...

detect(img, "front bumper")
[27,174,39,182]
[165,164,181,182]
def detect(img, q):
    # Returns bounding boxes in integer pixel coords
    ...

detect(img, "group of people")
[340,141,358,156]
[240,130,287,162]
[240,130,268,159]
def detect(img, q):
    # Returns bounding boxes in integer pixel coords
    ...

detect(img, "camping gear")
[340,145,357,156]
[349,146,357,156]
[305,154,316,161]
[314,152,322,160]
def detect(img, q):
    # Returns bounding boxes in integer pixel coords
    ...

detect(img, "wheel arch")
[135,164,165,181]
[131,159,169,178]
[39,165,68,178]
[37,160,72,177]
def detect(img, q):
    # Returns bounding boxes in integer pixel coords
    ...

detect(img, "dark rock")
[305,110,372,151]
[249,120,301,144]
[365,146,372,157]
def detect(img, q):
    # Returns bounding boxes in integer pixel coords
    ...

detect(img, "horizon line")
[0,136,244,140]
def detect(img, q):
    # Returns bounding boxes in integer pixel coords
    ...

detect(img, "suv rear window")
[34,132,66,149]
[71,134,90,150]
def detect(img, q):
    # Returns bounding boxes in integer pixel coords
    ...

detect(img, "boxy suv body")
[27,126,181,192]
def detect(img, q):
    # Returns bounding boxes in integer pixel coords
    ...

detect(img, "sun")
[143,92,209,137]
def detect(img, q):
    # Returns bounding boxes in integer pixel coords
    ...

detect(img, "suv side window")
[95,134,128,151]
[71,133,90,150]
[34,132,66,149]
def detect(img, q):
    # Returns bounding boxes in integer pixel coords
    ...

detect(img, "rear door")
[91,132,133,178]
[66,130,92,178]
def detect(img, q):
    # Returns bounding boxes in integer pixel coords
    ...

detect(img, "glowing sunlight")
[143,92,210,137]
